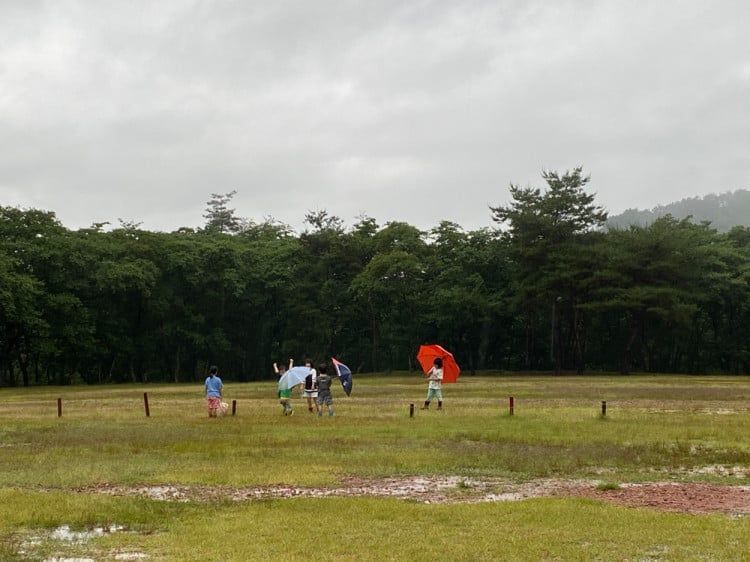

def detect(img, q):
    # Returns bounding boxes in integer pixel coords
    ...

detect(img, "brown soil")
[577,482,750,516]
[69,477,750,516]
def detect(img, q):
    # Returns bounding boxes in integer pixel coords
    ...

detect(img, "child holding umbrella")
[274,359,294,415]
[421,357,444,410]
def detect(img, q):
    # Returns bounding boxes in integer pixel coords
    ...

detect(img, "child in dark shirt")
[315,363,337,417]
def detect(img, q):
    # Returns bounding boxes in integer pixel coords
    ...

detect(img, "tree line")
[2,167,750,386]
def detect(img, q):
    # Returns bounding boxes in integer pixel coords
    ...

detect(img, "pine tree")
[203,191,241,234]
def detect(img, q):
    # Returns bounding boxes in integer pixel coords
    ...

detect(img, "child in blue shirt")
[204,366,224,418]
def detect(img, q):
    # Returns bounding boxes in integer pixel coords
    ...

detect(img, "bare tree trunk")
[174,345,181,383]
[573,307,585,375]
[19,348,30,387]
[621,315,638,375]
[370,303,379,372]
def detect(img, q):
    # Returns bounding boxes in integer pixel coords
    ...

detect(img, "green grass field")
[1,374,749,560]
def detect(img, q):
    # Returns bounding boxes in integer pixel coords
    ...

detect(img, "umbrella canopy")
[417,344,461,383]
[278,366,311,391]
[331,357,352,396]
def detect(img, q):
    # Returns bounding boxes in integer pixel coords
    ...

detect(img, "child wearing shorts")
[316,363,336,417]
[303,358,319,413]
[204,366,224,418]
[421,357,443,410]
[274,359,294,416]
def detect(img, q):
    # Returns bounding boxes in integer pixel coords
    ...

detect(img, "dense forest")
[608,190,750,232]
[3,168,750,386]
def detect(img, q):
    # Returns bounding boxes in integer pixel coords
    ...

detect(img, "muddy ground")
[69,475,750,517]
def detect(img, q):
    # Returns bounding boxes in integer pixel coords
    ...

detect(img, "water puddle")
[16,524,149,561]
[50,524,125,543]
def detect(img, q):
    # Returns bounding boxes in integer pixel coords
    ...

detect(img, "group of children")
[204,356,445,418]
[274,358,337,417]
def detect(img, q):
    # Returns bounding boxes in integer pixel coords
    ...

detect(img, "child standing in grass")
[316,363,336,417]
[204,365,224,418]
[303,358,318,413]
[421,357,443,410]
[274,359,294,416]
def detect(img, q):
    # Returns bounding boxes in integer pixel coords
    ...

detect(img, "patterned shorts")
[316,393,333,406]
[427,388,443,401]
[207,397,221,410]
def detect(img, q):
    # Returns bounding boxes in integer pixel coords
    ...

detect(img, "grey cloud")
[1,0,748,232]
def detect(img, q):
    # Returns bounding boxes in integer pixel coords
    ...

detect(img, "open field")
[1,374,750,560]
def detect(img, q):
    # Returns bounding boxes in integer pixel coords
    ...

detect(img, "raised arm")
[273,362,279,374]
[288,358,294,370]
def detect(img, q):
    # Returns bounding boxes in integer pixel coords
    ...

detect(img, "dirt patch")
[76,477,592,505]
[578,482,750,516]
[677,464,749,478]
[70,477,750,516]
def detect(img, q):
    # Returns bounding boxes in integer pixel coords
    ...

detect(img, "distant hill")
[608,190,750,232]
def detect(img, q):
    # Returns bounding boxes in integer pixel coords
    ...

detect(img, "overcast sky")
[1,1,748,232]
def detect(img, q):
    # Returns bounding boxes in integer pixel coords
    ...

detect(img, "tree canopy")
[2,169,750,385]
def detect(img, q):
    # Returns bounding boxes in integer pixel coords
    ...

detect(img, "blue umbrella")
[278,366,310,391]
[332,358,352,396]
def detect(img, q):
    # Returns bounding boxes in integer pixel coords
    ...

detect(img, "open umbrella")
[331,357,352,396]
[417,344,461,383]
[278,366,311,391]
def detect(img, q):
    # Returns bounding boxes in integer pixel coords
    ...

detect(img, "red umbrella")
[417,344,461,383]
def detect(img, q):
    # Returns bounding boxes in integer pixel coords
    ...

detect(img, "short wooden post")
[143,392,150,417]
[409,403,415,418]
[601,400,607,417]
[509,396,514,416]
[232,399,237,416]
[57,398,62,418]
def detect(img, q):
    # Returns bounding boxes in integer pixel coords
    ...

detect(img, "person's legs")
[422,388,436,409]
[436,389,443,410]
[208,397,220,417]
[280,399,291,415]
